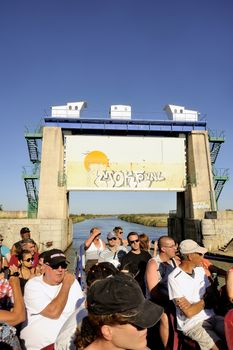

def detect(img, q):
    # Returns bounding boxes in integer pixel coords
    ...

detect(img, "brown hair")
[75,310,139,350]
[139,233,150,251]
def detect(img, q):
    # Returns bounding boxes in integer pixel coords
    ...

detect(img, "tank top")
[85,239,105,261]
[150,254,177,297]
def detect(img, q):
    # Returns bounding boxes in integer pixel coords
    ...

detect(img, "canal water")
[66,216,167,272]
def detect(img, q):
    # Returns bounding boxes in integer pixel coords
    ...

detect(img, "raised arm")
[0,274,26,326]
[84,228,101,250]
[40,272,76,319]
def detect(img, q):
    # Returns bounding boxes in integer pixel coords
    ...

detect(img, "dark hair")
[38,251,47,260]
[113,226,123,233]
[157,236,174,252]
[20,227,30,235]
[86,262,118,287]
[17,249,32,262]
[127,232,139,243]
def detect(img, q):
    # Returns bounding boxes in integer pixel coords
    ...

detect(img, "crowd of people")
[0,225,232,350]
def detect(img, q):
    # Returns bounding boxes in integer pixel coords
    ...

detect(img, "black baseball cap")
[43,249,67,267]
[20,227,30,234]
[87,273,163,329]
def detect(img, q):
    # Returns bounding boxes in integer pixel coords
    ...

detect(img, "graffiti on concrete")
[94,170,166,188]
[193,201,210,209]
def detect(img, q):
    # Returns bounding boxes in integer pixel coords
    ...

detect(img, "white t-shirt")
[168,266,215,332]
[55,303,87,350]
[20,275,84,350]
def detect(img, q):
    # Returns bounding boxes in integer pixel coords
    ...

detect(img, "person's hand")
[63,271,75,286]
[8,265,20,285]
[92,228,101,239]
[176,297,191,311]
[9,264,19,275]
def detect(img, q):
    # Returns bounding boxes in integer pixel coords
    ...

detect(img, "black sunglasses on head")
[50,262,68,270]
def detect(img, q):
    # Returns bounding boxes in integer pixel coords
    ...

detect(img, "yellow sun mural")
[84,150,109,171]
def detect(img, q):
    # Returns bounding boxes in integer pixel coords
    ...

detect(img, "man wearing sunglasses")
[98,232,128,268]
[120,232,151,296]
[20,248,84,350]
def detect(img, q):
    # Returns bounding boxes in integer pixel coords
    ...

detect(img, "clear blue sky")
[1,0,232,214]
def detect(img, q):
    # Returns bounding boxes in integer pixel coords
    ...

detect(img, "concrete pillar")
[37,127,68,219]
[184,130,216,220]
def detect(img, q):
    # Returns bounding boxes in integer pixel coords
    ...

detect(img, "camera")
[0,267,20,279]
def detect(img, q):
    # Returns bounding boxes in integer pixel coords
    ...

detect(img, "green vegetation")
[69,213,168,227]
[118,214,168,227]
[69,213,115,223]
[69,214,97,223]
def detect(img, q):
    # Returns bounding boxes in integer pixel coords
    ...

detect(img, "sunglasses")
[118,231,123,234]
[129,239,139,244]
[24,257,34,262]
[50,262,68,270]
[0,239,3,242]
[108,237,117,241]
[163,244,176,248]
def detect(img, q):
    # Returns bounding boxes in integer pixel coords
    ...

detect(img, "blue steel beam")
[44,117,206,134]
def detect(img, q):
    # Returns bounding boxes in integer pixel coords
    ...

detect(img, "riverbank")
[70,213,114,223]
[119,213,168,227]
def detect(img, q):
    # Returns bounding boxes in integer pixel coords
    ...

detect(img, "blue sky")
[1,0,232,214]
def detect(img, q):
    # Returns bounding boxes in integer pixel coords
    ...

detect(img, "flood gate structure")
[21,103,231,252]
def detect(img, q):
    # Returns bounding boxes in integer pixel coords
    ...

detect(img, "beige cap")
[179,239,207,255]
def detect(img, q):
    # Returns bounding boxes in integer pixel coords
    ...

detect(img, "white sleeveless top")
[85,239,105,261]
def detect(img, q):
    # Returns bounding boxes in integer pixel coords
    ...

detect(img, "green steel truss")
[23,128,42,218]
[208,130,229,206]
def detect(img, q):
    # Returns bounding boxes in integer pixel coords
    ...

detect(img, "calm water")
[66,216,167,271]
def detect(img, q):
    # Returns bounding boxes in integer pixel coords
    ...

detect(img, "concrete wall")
[184,131,216,220]
[202,211,233,251]
[0,218,73,252]
[37,127,68,219]
[0,211,27,219]
[168,211,233,253]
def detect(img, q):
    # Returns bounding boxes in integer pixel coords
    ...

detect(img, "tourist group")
[0,226,232,350]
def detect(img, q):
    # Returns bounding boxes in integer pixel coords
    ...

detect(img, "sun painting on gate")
[84,150,109,171]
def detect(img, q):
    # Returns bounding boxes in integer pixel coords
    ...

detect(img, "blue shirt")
[0,245,10,258]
